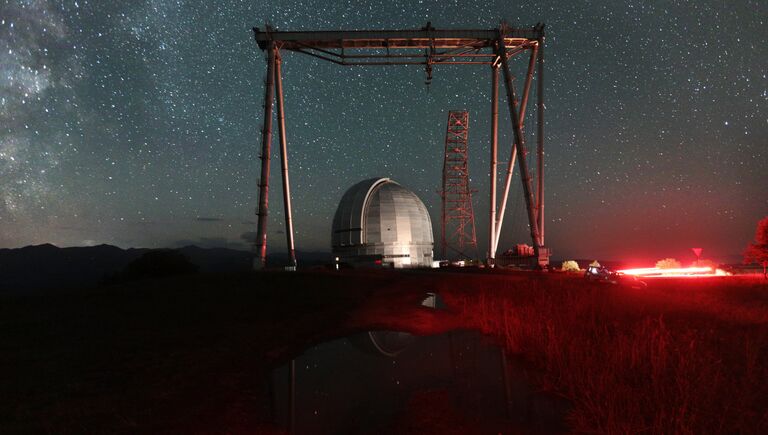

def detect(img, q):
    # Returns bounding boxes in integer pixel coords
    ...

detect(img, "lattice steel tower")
[440,111,478,259]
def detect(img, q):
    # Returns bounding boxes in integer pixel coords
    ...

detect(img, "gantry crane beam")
[253,24,541,66]
[254,28,542,50]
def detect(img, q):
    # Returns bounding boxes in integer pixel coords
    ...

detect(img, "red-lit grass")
[439,274,768,434]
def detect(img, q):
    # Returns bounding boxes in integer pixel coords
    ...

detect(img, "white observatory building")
[332,178,434,268]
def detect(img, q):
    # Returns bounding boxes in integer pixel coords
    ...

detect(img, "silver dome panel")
[332,178,434,268]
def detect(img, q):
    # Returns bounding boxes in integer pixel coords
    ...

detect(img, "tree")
[744,216,768,278]
[561,260,580,273]
[656,258,681,269]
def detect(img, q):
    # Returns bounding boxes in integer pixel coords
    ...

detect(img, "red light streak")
[618,266,729,278]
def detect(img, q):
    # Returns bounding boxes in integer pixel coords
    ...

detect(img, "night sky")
[1,0,766,263]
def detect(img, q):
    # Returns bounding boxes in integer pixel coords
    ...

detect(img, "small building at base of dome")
[332,178,434,268]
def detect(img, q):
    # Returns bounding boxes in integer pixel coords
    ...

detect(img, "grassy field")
[438,272,768,434]
[1,270,766,433]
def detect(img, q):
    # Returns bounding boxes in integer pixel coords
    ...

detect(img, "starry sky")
[1,0,766,263]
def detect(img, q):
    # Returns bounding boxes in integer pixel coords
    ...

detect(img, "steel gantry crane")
[251,21,550,269]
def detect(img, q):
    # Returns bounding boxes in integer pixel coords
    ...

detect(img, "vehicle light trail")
[618,266,730,277]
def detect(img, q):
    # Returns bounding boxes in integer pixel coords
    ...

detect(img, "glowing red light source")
[618,266,729,278]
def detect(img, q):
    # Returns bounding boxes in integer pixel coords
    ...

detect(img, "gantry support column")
[488,63,499,267]
[536,36,545,247]
[493,43,538,255]
[497,35,542,257]
[254,42,276,270]
[274,48,297,269]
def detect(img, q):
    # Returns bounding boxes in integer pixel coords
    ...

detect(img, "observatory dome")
[332,178,434,268]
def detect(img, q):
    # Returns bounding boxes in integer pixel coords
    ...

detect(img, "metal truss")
[440,111,477,259]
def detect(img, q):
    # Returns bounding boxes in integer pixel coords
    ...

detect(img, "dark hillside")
[0,244,330,290]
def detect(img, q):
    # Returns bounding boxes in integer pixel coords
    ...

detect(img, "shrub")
[744,216,768,278]
[561,260,580,273]
[655,258,681,269]
[695,259,719,270]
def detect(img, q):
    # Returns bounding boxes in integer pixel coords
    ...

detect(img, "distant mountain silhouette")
[0,244,330,291]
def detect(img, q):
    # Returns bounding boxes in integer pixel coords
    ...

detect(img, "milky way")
[0,0,766,262]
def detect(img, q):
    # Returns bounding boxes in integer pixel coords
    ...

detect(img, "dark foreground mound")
[1,270,766,434]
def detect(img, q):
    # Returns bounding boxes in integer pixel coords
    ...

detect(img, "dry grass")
[439,273,768,434]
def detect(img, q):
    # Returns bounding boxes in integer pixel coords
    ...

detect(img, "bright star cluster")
[0,0,765,261]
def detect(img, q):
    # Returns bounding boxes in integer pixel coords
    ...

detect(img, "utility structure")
[440,111,477,259]
[252,22,550,269]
